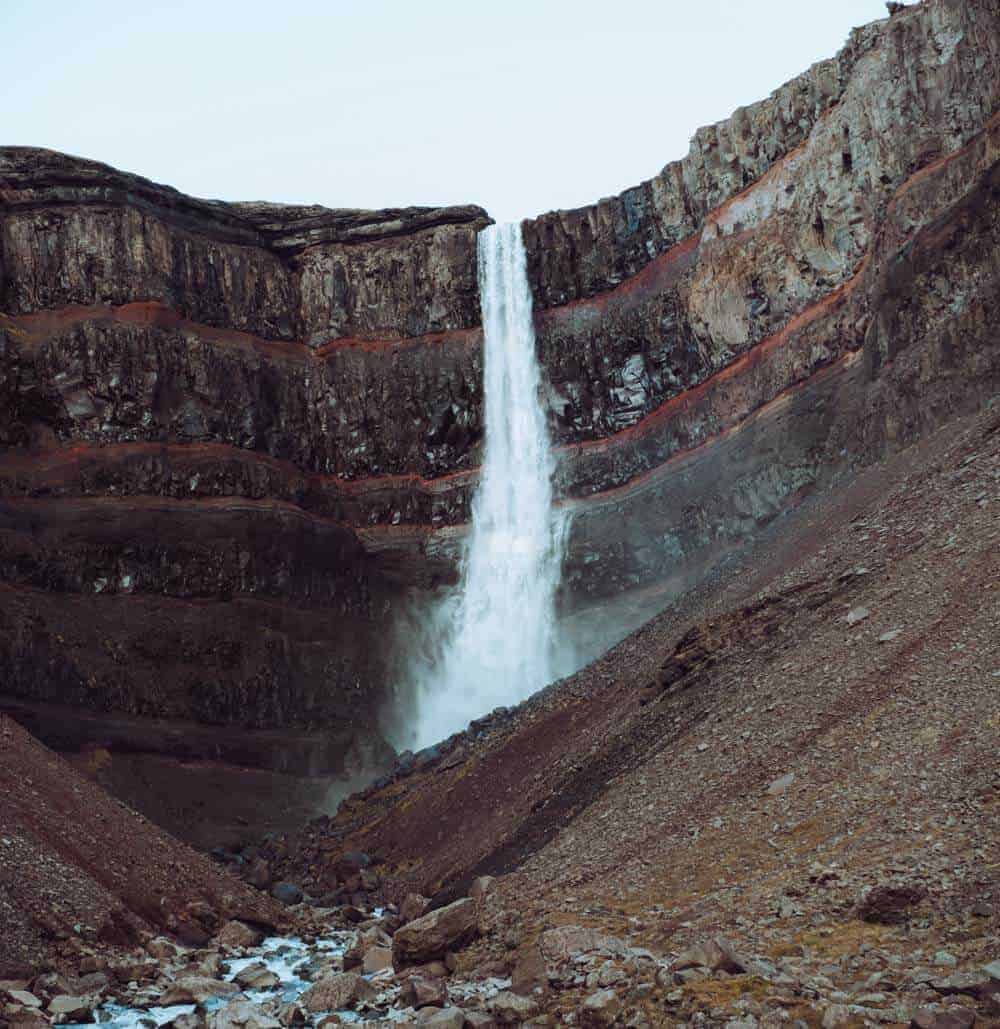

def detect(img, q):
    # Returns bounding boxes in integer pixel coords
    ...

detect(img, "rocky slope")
[261,401,1000,1028]
[1,0,998,843]
[0,712,288,980]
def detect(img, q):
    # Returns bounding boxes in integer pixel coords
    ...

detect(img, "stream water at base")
[408,223,570,750]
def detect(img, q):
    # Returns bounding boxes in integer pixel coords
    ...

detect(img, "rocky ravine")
[1,0,999,843]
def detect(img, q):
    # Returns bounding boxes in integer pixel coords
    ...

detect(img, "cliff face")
[1,0,998,844]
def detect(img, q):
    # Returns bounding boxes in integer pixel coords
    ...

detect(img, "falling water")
[409,222,569,749]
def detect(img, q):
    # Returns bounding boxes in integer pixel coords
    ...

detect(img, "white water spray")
[409,222,569,749]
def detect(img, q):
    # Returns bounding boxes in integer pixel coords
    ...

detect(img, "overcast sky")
[6,0,904,222]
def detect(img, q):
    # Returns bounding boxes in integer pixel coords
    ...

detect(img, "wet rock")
[233,962,280,991]
[6,991,41,1008]
[489,990,539,1024]
[858,884,927,924]
[218,921,266,949]
[167,1015,206,1029]
[208,999,281,1029]
[277,1003,306,1027]
[300,972,375,1013]
[400,975,448,1009]
[160,977,240,1006]
[270,882,304,906]
[393,899,479,967]
[580,989,622,1027]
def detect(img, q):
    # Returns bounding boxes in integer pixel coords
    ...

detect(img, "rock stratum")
[1,0,998,844]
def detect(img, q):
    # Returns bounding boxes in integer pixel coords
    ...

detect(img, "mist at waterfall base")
[395,223,575,752]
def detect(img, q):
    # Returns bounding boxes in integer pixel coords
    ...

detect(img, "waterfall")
[409,222,569,749]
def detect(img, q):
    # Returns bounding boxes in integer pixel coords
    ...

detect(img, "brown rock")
[160,977,240,1006]
[539,926,627,965]
[468,876,496,903]
[400,975,447,1009]
[362,946,393,974]
[911,1008,976,1029]
[208,999,281,1029]
[858,884,928,924]
[300,972,375,1014]
[672,936,748,974]
[489,991,539,1024]
[217,920,266,949]
[47,995,94,1021]
[392,899,478,967]
[580,989,622,1027]
[400,893,431,924]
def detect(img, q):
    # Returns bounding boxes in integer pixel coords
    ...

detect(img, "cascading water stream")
[409,222,569,749]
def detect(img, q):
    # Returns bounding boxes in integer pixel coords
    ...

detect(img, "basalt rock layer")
[1,0,998,843]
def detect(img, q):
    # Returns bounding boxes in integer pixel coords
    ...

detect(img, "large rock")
[399,975,447,1010]
[580,989,622,1027]
[160,977,240,1006]
[488,991,539,1025]
[392,898,479,967]
[46,995,95,1021]
[208,1000,281,1029]
[672,937,748,974]
[300,972,375,1014]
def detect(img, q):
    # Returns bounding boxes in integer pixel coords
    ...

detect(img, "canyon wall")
[1,0,998,843]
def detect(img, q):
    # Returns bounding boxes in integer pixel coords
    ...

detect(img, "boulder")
[400,975,447,1009]
[6,991,42,1008]
[400,893,431,924]
[208,1000,281,1029]
[932,970,1000,1001]
[270,882,304,906]
[539,925,626,965]
[463,1014,497,1028]
[581,989,622,1027]
[416,1008,465,1028]
[233,962,280,991]
[911,1008,976,1029]
[468,876,496,903]
[166,1015,205,1029]
[46,995,95,1021]
[277,1003,306,1027]
[160,977,240,1005]
[300,972,375,1013]
[511,943,548,998]
[489,991,539,1024]
[392,899,478,967]
[362,946,393,974]
[246,859,272,891]
[672,936,748,974]
[217,920,266,949]
[147,936,180,960]
[858,884,926,924]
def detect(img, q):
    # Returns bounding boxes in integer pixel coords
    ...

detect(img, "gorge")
[0,0,998,853]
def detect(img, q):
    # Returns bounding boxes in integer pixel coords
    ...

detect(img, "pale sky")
[5,0,905,222]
